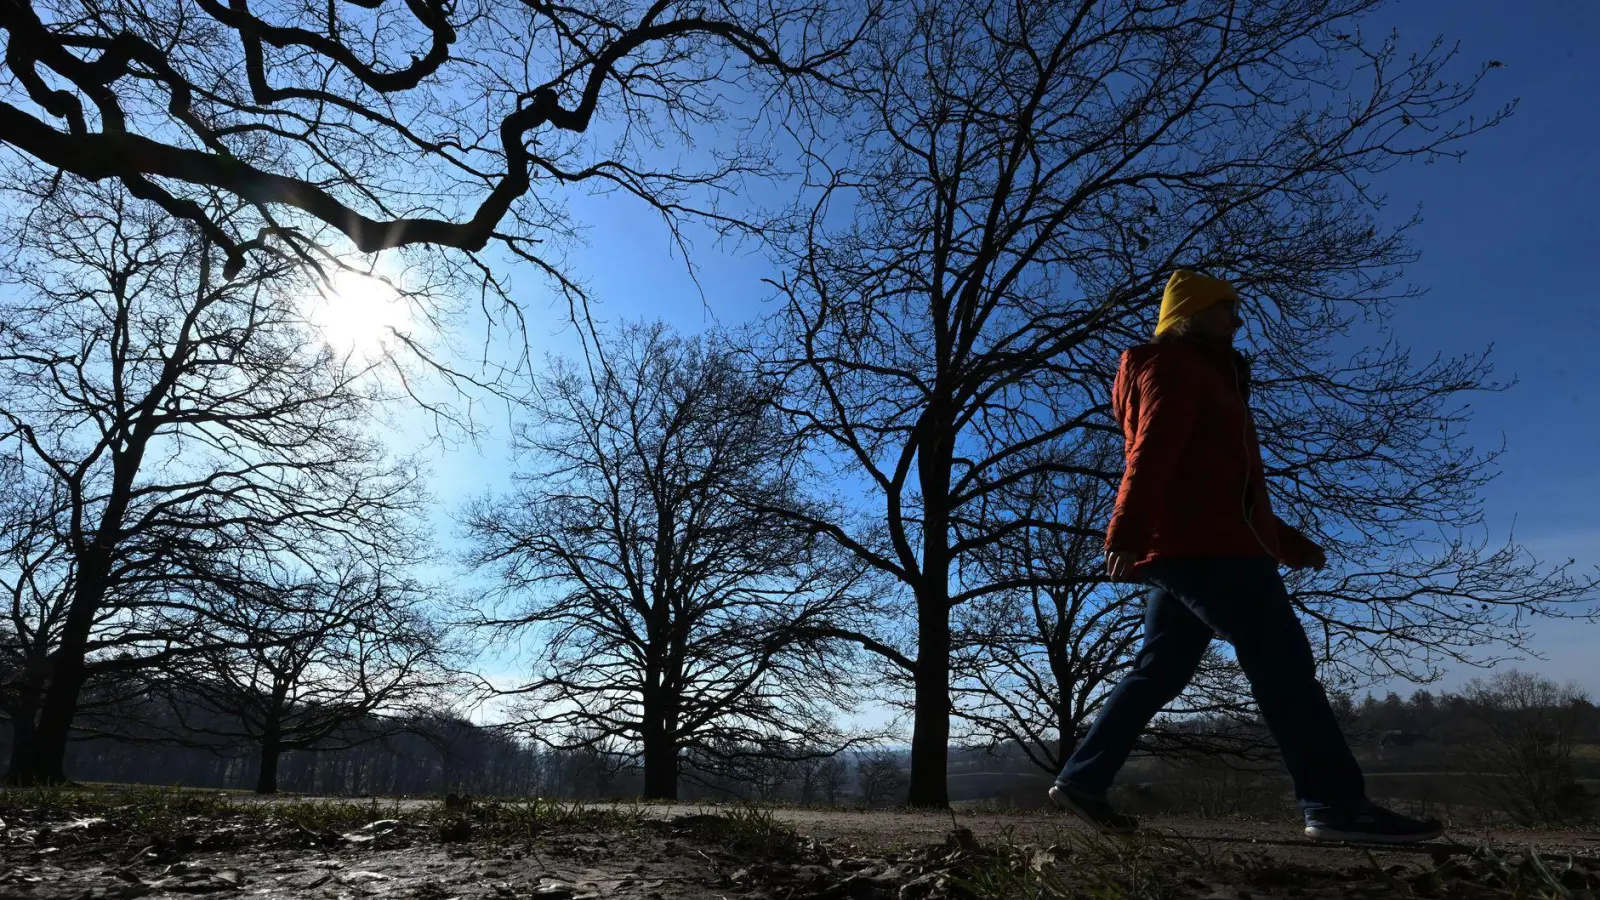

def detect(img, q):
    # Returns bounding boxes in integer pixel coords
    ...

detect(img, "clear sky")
[1349,0,1600,693]
[418,0,1600,704]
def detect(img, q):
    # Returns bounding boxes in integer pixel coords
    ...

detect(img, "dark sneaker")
[1304,804,1444,844]
[1048,783,1138,834]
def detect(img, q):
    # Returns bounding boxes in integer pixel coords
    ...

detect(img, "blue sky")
[420,0,1599,704]
[1348,0,1600,693]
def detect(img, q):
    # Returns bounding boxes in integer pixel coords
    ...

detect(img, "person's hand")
[1303,545,1328,571]
[1106,550,1140,581]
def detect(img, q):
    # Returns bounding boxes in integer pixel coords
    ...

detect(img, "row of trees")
[12,710,540,798]
[0,179,454,790]
[0,0,871,794]
[0,0,881,788]
[1342,671,1599,825]
[5,670,908,805]
[2,0,1596,806]
[455,310,1592,804]
[29,666,1596,824]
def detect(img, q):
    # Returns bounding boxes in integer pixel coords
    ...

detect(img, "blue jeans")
[1056,556,1366,813]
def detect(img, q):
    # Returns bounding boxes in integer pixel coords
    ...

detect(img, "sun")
[308,270,413,363]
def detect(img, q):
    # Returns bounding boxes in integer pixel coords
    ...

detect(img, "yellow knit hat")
[1154,270,1239,337]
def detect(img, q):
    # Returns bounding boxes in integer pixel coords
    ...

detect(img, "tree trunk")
[906,422,953,808]
[5,715,39,785]
[13,546,116,785]
[15,655,88,784]
[255,737,281,794]
[3,669,46,784]
[256,711,284,794]
[907,595,951,807]
[641,736,678,800]
[640,685,679,800]
[1056,702,1080,776]
[1053,667,1078,773]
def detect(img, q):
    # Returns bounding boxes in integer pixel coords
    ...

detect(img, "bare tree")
[951,431,1272,775]
[0,0,872,281]
[464,321,870,800]
[1464,670,1594,826]
[854,749,905,806]
[151,559,451,793]
[761,0,1589,806]
[0,179,422,783]
[948,435,1140,772]
[0,472,71,758]
[815,754,850,805]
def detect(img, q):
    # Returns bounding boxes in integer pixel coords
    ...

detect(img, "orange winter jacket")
[1104,339,1322,578]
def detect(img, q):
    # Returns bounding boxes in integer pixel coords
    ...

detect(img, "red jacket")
[1104,340,1321,576]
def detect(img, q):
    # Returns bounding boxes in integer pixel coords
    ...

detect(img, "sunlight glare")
[309,270,413,363]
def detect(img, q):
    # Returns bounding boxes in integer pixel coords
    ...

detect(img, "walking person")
[1049,270,1444,844]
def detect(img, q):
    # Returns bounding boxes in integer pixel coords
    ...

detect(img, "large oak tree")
[761,0,1591,807]
[464,322,870,799]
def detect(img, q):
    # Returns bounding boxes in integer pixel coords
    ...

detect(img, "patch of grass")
[0,785,652,852]
[268,796,405,833]
[0,784,239,840]
[717,805,809,859]
[664,804,811,861]
[466,796,648,836]
[1458,846,1600,900]
[946,827,1207,900]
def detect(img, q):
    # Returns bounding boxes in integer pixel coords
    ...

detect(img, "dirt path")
[6,790,1596,899]
[235,793,1600,875]
[597,802,1600,864]
[259,796,1600,859]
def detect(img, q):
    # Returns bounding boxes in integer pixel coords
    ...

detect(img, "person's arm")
[1104,352,1202,558]
[1273,515,1326,569]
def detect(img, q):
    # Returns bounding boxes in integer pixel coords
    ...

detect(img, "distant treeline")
[1135,673,1600,826]
[5,669,1594,825]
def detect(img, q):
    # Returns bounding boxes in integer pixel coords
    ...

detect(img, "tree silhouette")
[0,0,871,278]
[150,559,451,793]
[1464,671,1595,825]
[854,749,905,806]
[464,322,870,800]
[0,178,423,783]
